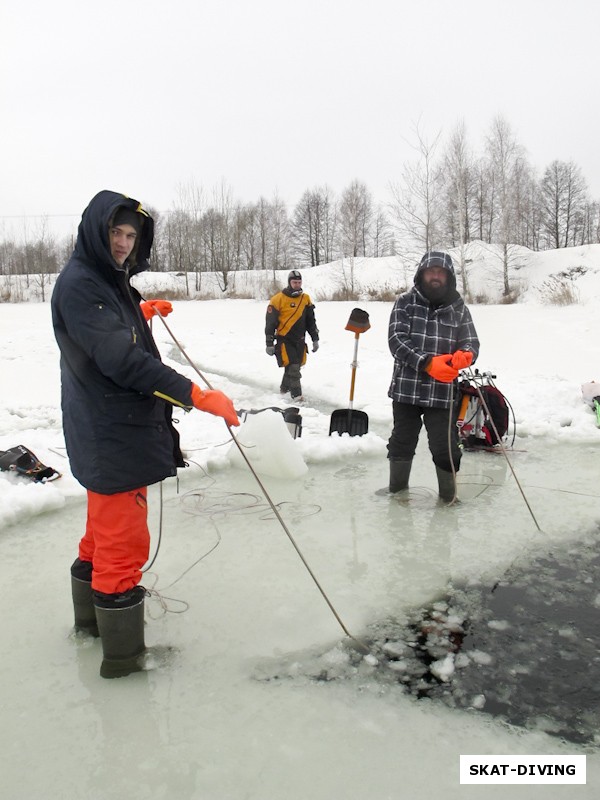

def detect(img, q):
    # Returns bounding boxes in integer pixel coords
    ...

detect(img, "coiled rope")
[152,309,369,653]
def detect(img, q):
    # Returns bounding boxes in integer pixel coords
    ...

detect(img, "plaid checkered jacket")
[388,286,479,408]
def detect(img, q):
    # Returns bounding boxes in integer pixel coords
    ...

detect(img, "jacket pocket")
[102,391,163,426]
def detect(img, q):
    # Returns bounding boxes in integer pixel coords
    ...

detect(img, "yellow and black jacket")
[265,288,319,367]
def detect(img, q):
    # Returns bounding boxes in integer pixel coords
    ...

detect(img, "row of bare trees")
[2,115,599,287]
[392,116,599,254]
[390,116,600,296]
[146,178,395,286]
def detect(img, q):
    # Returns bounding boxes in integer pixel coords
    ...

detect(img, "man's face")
[109,223,137,266]
[422,266,447,290]
[289,278,302,292]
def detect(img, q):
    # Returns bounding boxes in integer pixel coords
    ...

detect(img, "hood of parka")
[413,250,458,305]
[72,190,154,278]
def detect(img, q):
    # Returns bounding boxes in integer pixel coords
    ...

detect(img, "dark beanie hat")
[112,206,144,234]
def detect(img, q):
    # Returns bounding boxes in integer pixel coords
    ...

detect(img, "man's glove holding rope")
[190,384,240,427]
[451,350,473,370]
[424,354,459,383]
[265,345,276,356]
[140,299,173,321]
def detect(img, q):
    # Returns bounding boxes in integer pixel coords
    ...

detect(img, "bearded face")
[420,266,448,302]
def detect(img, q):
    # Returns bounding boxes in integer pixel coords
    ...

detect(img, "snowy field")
[1,276,600,796]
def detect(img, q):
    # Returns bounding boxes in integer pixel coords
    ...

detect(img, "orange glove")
[140,299,173,321]
[190,384,240,427]
[451,350,474,370]
[424,354,459,383]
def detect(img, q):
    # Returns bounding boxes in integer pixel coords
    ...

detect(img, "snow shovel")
[329,308,370,437]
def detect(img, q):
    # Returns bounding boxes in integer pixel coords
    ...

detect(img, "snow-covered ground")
[1,248,600,797]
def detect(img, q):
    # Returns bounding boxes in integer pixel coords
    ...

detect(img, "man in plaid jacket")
[387,251,479,501]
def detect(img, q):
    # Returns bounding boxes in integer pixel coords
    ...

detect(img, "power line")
[0,214,79,220]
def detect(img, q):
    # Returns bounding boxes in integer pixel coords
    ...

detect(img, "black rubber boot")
[94,586,146,679]
[70,558,99,637]
[287,364,302,400]
[71,577,100,637]
[389,459,412,493]
[436,466,457,502]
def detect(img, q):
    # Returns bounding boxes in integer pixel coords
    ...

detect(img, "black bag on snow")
[0,445,61,482]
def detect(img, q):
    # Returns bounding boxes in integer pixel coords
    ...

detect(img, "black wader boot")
[389,459,412,493]
[435,466,457,502]
[70,558,99,637]
[94,586,146,679]
[287,364,303,400]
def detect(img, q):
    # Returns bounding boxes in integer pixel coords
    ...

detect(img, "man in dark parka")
[52,189,239,678]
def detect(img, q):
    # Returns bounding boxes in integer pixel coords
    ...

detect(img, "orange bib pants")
[78,487,150,595]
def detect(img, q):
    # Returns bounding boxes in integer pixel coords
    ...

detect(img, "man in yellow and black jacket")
[265,270,320,401]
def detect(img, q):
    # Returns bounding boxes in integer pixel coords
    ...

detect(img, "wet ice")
[2,295,600,798]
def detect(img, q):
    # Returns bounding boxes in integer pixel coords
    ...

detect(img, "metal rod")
[152,309,369,652]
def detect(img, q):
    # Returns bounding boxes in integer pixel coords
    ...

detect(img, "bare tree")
[485,116,528,295]
[593,202,600,243]
[30,217,59,301]
[338,180,373,257]
[256,197,269,271]
[521,172,543,251]
[580,200,600,245]
[164,209,193,295]
[372,206,394,257]
[234,202,258,270]
[291,186,337,266]
[441,120,474,296]
[254,194,292,277]
[509,160,538,249]
[268,192,291,276]
[176,181,205,289]
[320,185,337,263]
[291,190,317,266]
[471,157,496,243]
[204,181,235,291]
[540,160,588,249]
[389,123,443,255]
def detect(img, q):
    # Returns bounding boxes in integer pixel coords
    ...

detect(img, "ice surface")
[1,298,600,798]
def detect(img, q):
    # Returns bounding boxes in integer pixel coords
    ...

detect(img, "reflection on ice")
[253,530,600,746]
[2,434,600,797]
[241,440,600,748]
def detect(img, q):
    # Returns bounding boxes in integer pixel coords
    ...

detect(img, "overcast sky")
[2,0,599,241]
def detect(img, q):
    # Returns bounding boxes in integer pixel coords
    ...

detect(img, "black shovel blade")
[329,409,369,437]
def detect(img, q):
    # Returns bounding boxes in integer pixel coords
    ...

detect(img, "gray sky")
[2,0,599,240]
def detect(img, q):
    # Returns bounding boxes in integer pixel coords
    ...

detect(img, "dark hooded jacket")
[388,251,480,408]
[51,190,192,493]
